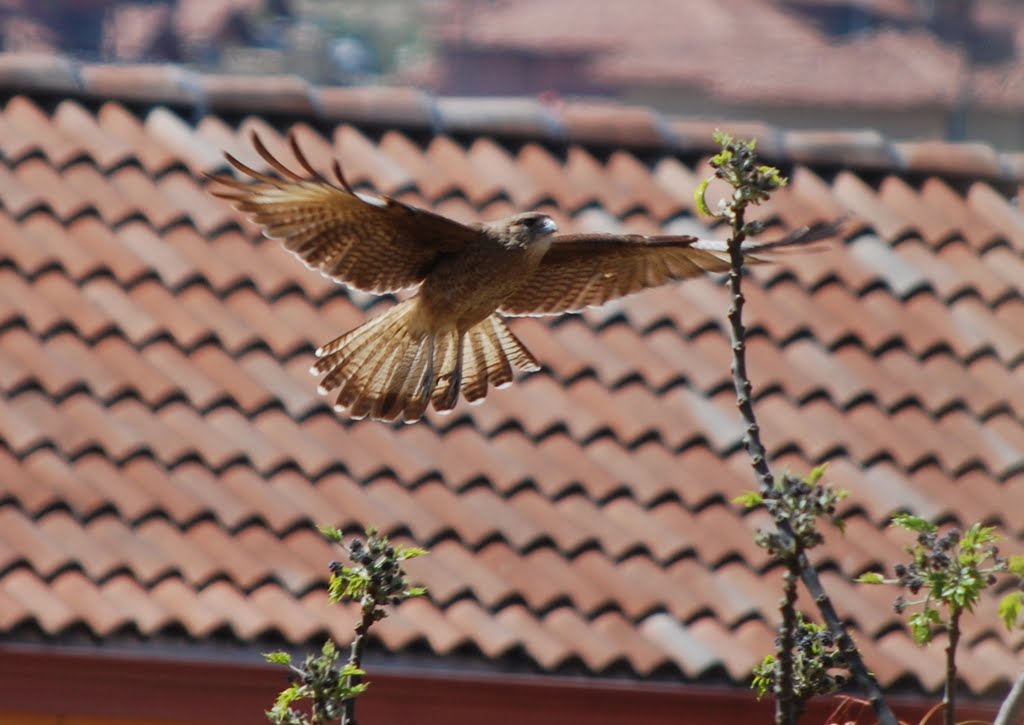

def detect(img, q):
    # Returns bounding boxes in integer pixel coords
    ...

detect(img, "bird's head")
[495,212,559,249]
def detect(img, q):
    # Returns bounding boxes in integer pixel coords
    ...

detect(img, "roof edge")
[1,52,1022,184]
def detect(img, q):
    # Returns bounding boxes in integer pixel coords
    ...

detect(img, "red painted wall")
[0,646,999,725]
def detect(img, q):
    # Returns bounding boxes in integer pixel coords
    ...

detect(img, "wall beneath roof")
[0,647,1001,725]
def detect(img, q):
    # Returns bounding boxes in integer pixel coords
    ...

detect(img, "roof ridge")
[2,52,1022,185]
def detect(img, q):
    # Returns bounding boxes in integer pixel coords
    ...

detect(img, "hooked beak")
[539,217,559,235]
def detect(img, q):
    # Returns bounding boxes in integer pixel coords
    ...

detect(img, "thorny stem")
[725,219,796,725]
[944,607,961,725]
[724,201,899,725]
[726,225,773,491]
[727,217,794,725]
[342,603,374,725]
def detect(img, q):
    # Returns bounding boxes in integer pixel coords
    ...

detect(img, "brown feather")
[499,222,843,316]
[205,132,480,294]
[497,234,718,315]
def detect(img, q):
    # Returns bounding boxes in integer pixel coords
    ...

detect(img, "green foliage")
[805,464,828,486]
[265,639,368,725]
[318,525,345,543]
[856,572,885,585]
[751,615,848,701]
[267,527,429,725]
[908,609,943,646]
[858,518,1022,645]
[744,470,847,558]
[752,654,776,698]
[694,178,713,217]
[889,513,937,535]
[733,491,764,508]
[999,591,1024,631]
[328,529,429,610]
[695,130,788,225]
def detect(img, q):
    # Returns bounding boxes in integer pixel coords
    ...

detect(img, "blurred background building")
[2,0,1023,144]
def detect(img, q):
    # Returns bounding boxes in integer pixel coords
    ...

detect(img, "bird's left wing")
[499,224,838,316]
[208,132,481,294]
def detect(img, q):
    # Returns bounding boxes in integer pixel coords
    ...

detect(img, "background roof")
[1,54,1023,699]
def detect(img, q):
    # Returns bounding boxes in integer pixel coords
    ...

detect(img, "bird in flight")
[209,132,836,423]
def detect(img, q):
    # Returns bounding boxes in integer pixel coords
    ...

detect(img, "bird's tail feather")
[313,299,428,421]
[459,315,539,405]
[312,304,538,422]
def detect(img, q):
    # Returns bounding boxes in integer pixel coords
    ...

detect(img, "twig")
[994,670,1024,725]
[342,603,374,725]
[943,609,962,725]
[265,528,428,725]
[778,569,800,723]
[723,185,899,725]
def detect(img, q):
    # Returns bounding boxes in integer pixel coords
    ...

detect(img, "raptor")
[209,133,835,423]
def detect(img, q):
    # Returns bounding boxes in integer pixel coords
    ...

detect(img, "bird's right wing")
[208,132,481,294]
[499,223,840,316]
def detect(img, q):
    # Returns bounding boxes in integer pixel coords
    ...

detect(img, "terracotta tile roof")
[1,54,1023,698]
[6,54,1023,185]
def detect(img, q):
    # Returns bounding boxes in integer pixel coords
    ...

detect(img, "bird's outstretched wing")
[499,223,841,316]
[207,132,481,294]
